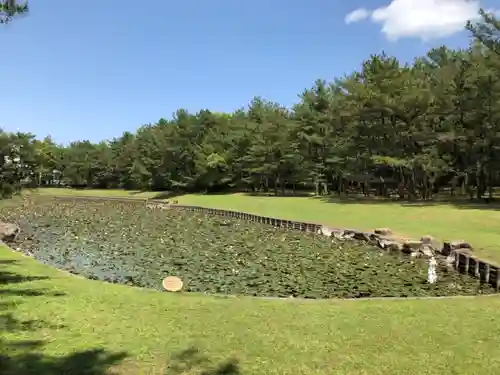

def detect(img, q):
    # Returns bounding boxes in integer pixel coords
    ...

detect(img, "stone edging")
[31,195,500,290]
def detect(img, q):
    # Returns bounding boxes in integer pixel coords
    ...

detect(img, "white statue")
[428,256,438,284]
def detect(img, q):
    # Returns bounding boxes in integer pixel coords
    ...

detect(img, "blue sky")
[1,0,497,144]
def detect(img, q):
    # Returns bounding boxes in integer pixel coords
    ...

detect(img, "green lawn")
[33,187,161,200]
[35,188,500,263]
[3,245,500,375]
[1,187,499,374]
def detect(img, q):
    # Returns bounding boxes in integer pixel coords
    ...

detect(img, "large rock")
[374,228,392,236]
[451,240,472,250]
[377,237,403,252]
[402,240,422,254]
[319,226,336,237]
[420,235,434,245]
[352,231,372,242]
[0,222,20,242]
[341,229,357,240]
[331,229,346,240]
[442,240,472,256]
[320,226,346,240]
[400,239,437,257]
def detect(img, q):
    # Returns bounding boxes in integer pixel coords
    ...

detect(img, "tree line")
[2,10,500,200]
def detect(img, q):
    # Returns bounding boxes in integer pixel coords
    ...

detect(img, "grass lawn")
[34,188,500,263]
[33,187,161,200]
[3,245,500,375]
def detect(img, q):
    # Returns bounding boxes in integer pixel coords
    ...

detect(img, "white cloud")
[345,8,370,24]
[345,0,498,41]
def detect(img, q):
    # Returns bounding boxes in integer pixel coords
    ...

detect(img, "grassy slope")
[3,246,500,375]
[35,188,500,262]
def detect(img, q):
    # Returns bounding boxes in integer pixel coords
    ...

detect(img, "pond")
[0,196,494,298]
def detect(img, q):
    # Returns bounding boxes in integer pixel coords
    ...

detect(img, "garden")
[2,196,494,299]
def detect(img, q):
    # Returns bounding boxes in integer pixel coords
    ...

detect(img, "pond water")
[1,196,494,298]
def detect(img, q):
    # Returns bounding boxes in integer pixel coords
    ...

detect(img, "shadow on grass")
[242,191,313,198]
[0,348,128,375]
[0,257,128,375]
[33,185,500,211]
[314,195,500,211]
[165,346,241,375]
[149,191,185,200]
[161,188,500,210]
[0,260,65,298]
[171,187,500,211]
[151,189,312,200]
[0,271,49,285]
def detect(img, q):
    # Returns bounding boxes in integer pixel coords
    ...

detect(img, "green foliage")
[3,10,500,201]
[2,197,494,298]
[0,131,37,198]
[0,0,28,23]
